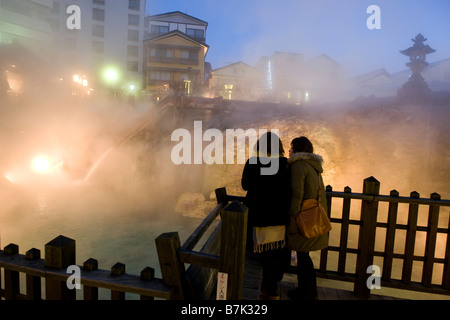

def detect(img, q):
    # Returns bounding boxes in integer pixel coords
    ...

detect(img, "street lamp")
[101,66,121,97]
[102,66,120,86]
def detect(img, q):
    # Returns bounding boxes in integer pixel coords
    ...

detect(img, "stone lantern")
[397,33,435,102]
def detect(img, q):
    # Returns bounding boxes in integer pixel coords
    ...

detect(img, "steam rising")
[0,41,449,291]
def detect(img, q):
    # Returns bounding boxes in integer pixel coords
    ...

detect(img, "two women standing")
[242,133,329,300]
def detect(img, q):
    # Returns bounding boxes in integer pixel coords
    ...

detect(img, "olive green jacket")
[287,152,329,252]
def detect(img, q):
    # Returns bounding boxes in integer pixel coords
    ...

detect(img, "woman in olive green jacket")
[287,137,329,300]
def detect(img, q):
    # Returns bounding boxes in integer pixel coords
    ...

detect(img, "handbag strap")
[316,172,322,201]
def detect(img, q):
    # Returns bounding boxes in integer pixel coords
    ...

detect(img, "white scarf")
[253,225,286,253]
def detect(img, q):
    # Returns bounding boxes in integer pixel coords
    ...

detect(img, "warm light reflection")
[32,156,51,173]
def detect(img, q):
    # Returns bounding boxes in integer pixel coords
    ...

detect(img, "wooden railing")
[0,189,249,300]
[1,176,448,300]
[155,189,249,300]
[0,235,173,300]
[223,176,450,299]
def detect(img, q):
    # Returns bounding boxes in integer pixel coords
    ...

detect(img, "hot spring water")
[0,99,449,298]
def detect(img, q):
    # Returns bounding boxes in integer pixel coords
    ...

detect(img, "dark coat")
[287,152,329,252]
[241,156,290,228]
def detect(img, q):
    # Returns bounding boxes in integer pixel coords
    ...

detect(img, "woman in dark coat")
[241,132,290,300]
[287,136,329,300]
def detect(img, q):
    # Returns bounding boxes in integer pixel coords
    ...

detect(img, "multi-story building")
[143,11,209,99]
[0,0,53,52]
[1,0,147,95]
[49,0,147,92]
[210,62,265,101]
[0,0,54,95]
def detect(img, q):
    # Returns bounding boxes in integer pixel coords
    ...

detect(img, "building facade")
[210,62,265,101]
[0,0,53,53]
[49,0,147,92]
[143,11,209,99]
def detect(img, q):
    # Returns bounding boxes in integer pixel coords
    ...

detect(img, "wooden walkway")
[242,251,403,301]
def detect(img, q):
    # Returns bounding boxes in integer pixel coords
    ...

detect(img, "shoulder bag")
[295,173,332,239]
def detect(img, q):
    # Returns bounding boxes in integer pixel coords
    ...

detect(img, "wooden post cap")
[4,243,19,255]
[223,199,247,213]
[410,191,420,198]
[430,192,441,200]
[111,262,126,276]
[45,235,76,269]
[26,248,41,260]
[83,258,98,271]
[140,267,155,281]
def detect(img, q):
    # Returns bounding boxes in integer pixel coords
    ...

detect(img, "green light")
[102,66,120,85]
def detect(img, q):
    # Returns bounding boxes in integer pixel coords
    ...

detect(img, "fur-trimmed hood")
[288,152,324,173]
[288,152,323,164]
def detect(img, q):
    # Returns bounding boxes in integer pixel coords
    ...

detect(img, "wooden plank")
[382,190,399,281]
[422,193,441,287]
[319,287,340,300]
[325,191,450,206]
[178,250,219,269]
[243,252,262,300]
[402,191,420,285]
[184,223,221,300]
[181,204,222,251]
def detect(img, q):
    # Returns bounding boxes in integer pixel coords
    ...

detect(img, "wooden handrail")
[224,177,450,298]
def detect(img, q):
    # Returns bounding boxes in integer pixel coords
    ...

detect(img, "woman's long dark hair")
[291,136,314,153]
[255,131,285,157]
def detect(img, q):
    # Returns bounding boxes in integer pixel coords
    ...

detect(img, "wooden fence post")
[83,258,99,300]
[422,193,441,286]
[111,262,126,300]
[354,177,380,299]
[140,267,156,301]
[320,185,334,272]
[155,232,185,300]
[443,210,450,290]
[402,191,420,285]
[44,235,76,300]
[337,186,352,275]
[4,244,20,300]
[26,248,42,300]
[218,200,248,300]
[382,190,399,282]
[215,187,228,206]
